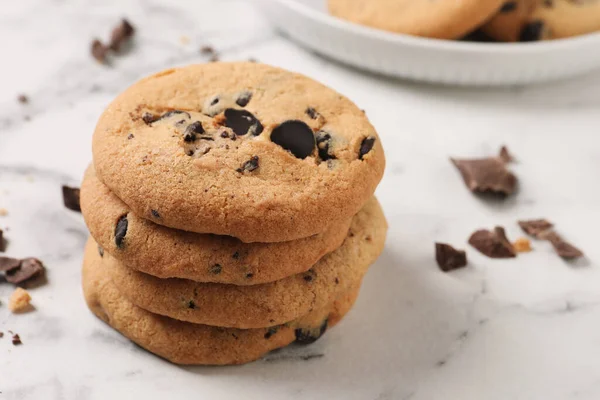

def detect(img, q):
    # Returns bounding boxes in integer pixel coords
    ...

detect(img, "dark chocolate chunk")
[270,120,315,159]
[359,137,376,160]
[499,146,513,163]
[184,121,205,142]
[316,131,335,161]
[210,264,222,274]
[17,94,28,104]
[98,245,104,258]
[518,219,554,238]
[264,327,278,339]
[5,258,45,284]
[236,156,259,173]
[542,231,584,259]
[451,156,517,196]
[109,19,135,52]
[295,319,328,344]
[468,227,517,258]
[520,21,545,42]
[91,39,109,64]
[142,112,158,125]
[305,107,320,120]
[435,243,468,272]
[62,185,81,212]
[236,91,252,107]
[0,256,20,272]
[188,300,196,309]
[500,1,517,12]
[12,334,22,346]
[151,209,160,218]
[115,215,128,248]
[224,109,263,136]
[0,331,3,338]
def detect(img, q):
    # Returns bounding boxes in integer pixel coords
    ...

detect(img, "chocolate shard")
[91,39,109,64]
[468,226,517,258]
[109,19,135,52]
[62,185,81,212]
[12,333,22,345]
[5,258,45,284]
[518,219,554,238]
[499,146,513,163]
[451,155,517,196]
[435,243,468,272]
[541,231,584,259]
[0,256,21,272]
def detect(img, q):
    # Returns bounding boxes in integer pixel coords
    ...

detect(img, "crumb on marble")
[0,208,7,216]
[179,35,190,45]
[12,333,22,345]
[17,94,28,104]
[9,287,32,313]
[513,237,532,253]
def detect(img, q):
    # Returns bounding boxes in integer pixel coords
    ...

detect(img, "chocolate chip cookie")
[92,62,385,243]
[86,196,387,329]
[83,246,360,365]
[81,165,351,285]
[483,0,600,41]
[328,0,506,39]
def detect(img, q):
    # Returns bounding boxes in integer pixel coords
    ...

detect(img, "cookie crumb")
[0,208,8,216]
[8,287,32,313]
[513,237,532,253]
[62,185,81,212]
[179,35,190,45]
[435,243,468,272]
[17,94,29,104]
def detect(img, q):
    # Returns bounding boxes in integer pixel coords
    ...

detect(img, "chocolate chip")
[0,331,3,338]
[246,273,254,279]
[435,243,468,272]
[451,156,517,196]
[303,275,313,282]
[236,156,259,173]
[98,245,104,258]
[151,209,160,218]
[236,91,253,107]
[115,215,128,248]
[220,131,230,139]
[210,264,222,274]
[188,300,196,309]
[359,137,376,160]
[264,327,278,339]
[224,109,264,136]
[270,120,315,159]
[468,227,516,258]
[334,277,340,284]
[316,131,335,161]
[295,319,328,344]
[12,334,22,346]
[109,19,135,52]
[127,133,134,140]
[520,21,545,42]
[210,97,220,106]
[305,107,320,120]
[541,231,584,259]
[232,251,240,259]
[0,257,20,272]
[500,1,517,12]
[91,39,109,64]
[5,258,45,284]
[142,112,158,125]
[518,219,554,238]
[184,121,205,142]
[17,94,28,104]
[62,185,81,212]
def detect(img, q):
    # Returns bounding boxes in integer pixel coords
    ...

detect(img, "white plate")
[256,0,600,85]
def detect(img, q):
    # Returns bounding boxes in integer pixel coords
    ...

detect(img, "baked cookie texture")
[84,196,386,329]
[81,165,352,285]
[483,0,600,41]
[83,247,360,365]
[328,0,506,39]
[92,62,385,243]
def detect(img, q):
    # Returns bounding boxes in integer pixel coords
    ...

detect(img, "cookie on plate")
[85,196,387,329]
[483,0,600,41]
[92,62,385,243]
[83,247,359,365]
[81,165,351,285]
[328,0,506,39]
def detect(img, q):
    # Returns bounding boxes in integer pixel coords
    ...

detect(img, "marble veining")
[1,0,600,399]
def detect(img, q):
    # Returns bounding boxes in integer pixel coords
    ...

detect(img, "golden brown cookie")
[82,247,360,365]
[328,0,506,39]
[85,196,387,328]
[92,62,385,243]
[81,165,351,285]
[483,0,600,41]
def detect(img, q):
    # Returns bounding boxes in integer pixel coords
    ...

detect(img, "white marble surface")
[1,1,600,399]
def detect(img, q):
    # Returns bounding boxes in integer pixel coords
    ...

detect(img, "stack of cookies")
[80,62,386,365]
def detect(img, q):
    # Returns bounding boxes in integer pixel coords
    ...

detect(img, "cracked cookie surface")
[83,196,387,329]
[92,62,385,243]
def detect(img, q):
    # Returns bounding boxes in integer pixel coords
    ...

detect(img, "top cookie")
[92,62,385,242]
[328,0,506,39]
